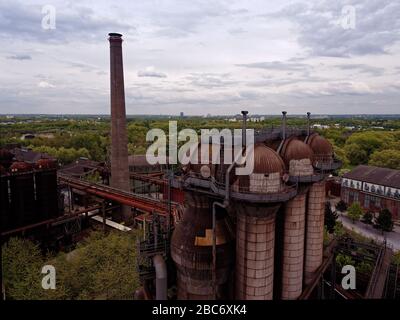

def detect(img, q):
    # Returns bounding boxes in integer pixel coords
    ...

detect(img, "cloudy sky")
[0,0,399,115]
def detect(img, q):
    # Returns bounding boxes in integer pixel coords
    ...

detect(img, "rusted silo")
[303,133,335,284]
[171,191,234,299]
[9,162,36,228]
[234,144,285,300]
[304,181,326,285]
[35,159,59,220]
[278,138,314,299]
[0,148,13,169]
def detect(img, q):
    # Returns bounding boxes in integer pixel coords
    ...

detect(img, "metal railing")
[174,172,298,203]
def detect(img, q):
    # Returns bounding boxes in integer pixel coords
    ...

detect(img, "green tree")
[336,200,347,212]
[369,149,400,170]
[334,221,345,238]
[344,143,368,165]
[374,208,394,232]
[347,202,363,223]
[336,253,355,268]
[53,230,140,300]
[2,238,67,300]
[324,202,338,234]
[361,211,373,224]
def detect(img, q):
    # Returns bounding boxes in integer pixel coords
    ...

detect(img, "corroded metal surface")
[171,192,234,299]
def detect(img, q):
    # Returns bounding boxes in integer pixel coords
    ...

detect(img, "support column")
[236,210,276,300]
[281,194,306,300]
[304,181,326,285]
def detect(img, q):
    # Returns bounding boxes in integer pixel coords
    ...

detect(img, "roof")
[128,155,160,167]
[59,158,104,177]
[343,165,400,189]
[10,147,53,163]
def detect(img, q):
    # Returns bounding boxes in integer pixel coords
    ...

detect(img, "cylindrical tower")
[279,138,314,299]
[0,165,10,232]
[171,192,234,299]
[234,144,285,300]
[303,134,333,285]
[109,32,131,218]
[35,159,59,220]
[281,192,306,299]
[304,181,325,285]
[9,162,36,228]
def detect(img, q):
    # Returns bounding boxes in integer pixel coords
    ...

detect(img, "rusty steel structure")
[166,110,342,301]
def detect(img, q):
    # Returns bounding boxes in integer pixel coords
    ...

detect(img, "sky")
[0,0,399,115]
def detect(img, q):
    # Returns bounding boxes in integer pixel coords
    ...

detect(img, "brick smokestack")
[108,33,130,207]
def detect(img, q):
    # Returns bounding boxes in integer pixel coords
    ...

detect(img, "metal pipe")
[212,201,227,300]
[277,111,287,154]
[282,111,287,140]
[241,111,248,149]
[305,112,311,143]
[153,254,168,300]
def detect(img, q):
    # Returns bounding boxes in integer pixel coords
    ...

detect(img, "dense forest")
[1,115,400,171]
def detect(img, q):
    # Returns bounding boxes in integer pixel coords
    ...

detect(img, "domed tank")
[306,133,333,162]
[9,161,36,227]
[280,137,314,177]
[35,158,59,220]
[171,191,234,299]
[233,143,285,193]
[186,142,235,184]
[233,143,286,300]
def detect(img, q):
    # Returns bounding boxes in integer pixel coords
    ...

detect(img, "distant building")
[180,112,184,118]
[341,165,400,220]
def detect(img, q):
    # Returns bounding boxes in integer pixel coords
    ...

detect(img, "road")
[336,212,400,252]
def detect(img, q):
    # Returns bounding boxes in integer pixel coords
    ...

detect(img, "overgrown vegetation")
[2,230,140,300]
[2,115,400,168]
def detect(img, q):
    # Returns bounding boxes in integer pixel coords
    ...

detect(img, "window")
[364,195,370,208]
[343,189,349,203]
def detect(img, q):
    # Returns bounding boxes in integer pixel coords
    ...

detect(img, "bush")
[336,200,347,212]
[325,202,338,234]
[374,208,394,232]
[348,202,363,223]
[2,231,140,300]
[361,211,374,224]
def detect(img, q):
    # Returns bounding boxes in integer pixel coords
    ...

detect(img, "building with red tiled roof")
[341,165,400,220]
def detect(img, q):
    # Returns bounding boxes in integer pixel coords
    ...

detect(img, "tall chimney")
[108,33,130,207]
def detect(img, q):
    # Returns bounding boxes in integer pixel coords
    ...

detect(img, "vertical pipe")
[102,201,106,234]
[153,254,168,300]
[282,111,287,140]
[277,111,287,154]
[307,112,311,137]
[212,202,217,300]
[241,111,248,149]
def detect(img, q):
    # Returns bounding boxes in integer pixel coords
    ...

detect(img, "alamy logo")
[341,265,356,290]
[41,5,56,30]
[146,121,255,175]
[341,5,356,30]
[41,265,56,290]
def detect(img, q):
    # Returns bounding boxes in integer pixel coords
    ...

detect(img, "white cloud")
[0,0,399,115]
[137,66,167,78]
[38,81,55,88]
